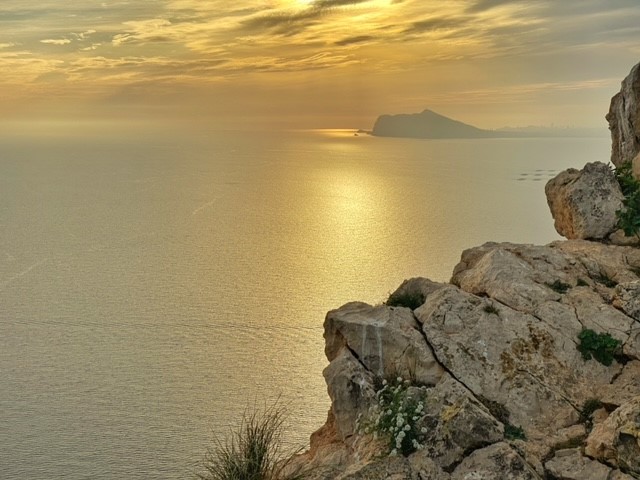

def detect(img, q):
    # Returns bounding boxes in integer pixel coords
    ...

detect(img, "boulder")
[613,281,640,321]
[323,347,376,440]
[608,61,640,167]
[585,396,640,474]
[450,442,541,479]
[324,302,445,387]
[416,374,504,470]
[544,448,611,479]
[415,281,617,437]
[341,456,418,480]
[545,162,624,239]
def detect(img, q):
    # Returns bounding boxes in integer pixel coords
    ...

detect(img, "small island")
[371,108,501,139]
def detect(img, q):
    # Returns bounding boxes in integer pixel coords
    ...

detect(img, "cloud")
[312,0,372,7]
[465,0,524,13]
[112,19,174,46]
[40,39,71,45]
[335,34,375,46]
[403,16,469,35]
[239,10,324,36]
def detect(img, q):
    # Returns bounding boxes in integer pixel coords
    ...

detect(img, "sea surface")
[0,126,610,479]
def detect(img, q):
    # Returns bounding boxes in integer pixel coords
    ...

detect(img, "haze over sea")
[1,126,609,479]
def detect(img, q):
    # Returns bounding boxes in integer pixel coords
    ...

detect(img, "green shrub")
[504,423,526,441]
[386,291,426,310]
[359,377,428,456]
[614,161,640,240]
[546,280,571,294]
[576,278,589,287]
[198,403,311,480]
[577,329,621,366]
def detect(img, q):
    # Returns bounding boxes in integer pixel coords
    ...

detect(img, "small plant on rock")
[386,291,426,310]
[546,280,571,294]
[358,377,428,457]
[580,398,604,427]
[577,329,621,366]
[594,272,618,288]
[504,424,527,441]
[614,161,640,241]
[478,396,526,442]
[483,304,499,315]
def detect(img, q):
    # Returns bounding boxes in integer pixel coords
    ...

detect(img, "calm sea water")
[0,126,609,478]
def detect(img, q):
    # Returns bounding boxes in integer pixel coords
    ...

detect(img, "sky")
[1,0,639,129]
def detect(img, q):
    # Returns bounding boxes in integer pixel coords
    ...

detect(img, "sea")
[0,125,610,479]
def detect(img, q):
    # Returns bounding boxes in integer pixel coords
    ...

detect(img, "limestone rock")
[545,162,623,239]
[548,424,587,452]
[407,452,451,480]
[609,471,637,480]
[613,281,640,321]
[323,347,376,440]
[585,396,640,474]
[450,442,541,480]
[305,240,640,478]
[415,281,617,436]
[324,302,445,387]
[341,456,417,480]
[387,277,445,309]
[609,228,640,247]
[608,61,640,167]
[417,374,503,470]
[544,448,611,479]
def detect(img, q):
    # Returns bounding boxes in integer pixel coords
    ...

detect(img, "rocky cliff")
[291,63,640,479]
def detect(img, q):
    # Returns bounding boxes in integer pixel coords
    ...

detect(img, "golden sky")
[1,0,639,129]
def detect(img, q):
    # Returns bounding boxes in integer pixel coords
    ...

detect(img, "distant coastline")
[369,109,607,139]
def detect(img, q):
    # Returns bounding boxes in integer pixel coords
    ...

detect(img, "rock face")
[295,242,640,479]
[608,61,640,167]
[545,162,623,239]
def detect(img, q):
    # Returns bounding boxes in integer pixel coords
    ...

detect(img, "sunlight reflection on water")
[0,128,609,478]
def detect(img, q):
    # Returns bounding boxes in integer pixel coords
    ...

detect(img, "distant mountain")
[372,109,500,139]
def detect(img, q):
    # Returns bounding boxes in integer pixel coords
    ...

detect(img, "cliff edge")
[289,62,640,479]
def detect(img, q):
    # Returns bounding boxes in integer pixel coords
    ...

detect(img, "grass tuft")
[483,304,499,315]
[197,403,312,480]
[386,291,426,310]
